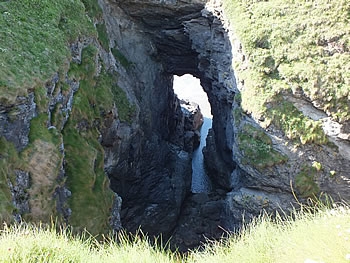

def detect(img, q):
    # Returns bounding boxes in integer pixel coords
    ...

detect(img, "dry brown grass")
[24,140,62,221]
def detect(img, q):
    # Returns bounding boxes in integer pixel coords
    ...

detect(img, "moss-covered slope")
[224,0,349,144]
[0,0,134,235]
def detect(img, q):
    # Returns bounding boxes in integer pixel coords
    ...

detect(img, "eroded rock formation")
[99,0,238,247]
[0,0,349,253]
[100,0,350,250]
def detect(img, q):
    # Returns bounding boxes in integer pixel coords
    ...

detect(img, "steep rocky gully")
[0,0,349,252]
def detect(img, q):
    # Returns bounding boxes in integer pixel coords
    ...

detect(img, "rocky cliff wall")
[0,0,349,252]
[101,0,350,250]
[101,0,240,248]
[223,1,350,221]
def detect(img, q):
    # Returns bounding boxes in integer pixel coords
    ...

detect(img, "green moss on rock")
[63,45,133,235]
[269,99,328,145]
[81,0,103,19]
[28,114,61,146]
[0,0,95,103]
[295,165,320,198]
[223,0,350,145]
[237,124,288,170]
[0,138,19,223]
[96,23,110,51]
[111,47,133,69]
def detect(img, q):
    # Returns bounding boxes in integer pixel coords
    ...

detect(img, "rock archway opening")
[173,74,212,193]
[104,0,238,249]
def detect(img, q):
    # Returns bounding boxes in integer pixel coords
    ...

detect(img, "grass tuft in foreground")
[188,204,350,263]
[0,223,178,263]
[0,205,349,262]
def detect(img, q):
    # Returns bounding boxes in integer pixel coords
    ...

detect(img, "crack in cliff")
[102,0,238,250]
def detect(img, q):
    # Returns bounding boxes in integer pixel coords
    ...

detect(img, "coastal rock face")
[109,0,236,182]
[101,0,350,249]
[227,10,350,211]
[101,0,237,242]
[180,99,203,151]
[0,93,36,151]
[1,0,349,252]
[100,0,192,237]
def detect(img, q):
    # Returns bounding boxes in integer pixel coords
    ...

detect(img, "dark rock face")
[101,0,236,245]
[171,191,237,252]
[0,93,36,151]
[101,0,350,251]
[108,0,236,175]
[180,99,203,151]
[8,170,30,222]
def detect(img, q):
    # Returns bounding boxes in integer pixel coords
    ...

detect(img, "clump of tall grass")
[188,203,350,263]
[0,204,349,262]
[0,223,178,263]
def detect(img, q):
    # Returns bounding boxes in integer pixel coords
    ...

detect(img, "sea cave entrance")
[173,74,212,194]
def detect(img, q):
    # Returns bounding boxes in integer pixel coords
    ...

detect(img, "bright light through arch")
[173,74,212,118]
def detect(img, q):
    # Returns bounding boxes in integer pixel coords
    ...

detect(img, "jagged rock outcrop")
[0,93,36,151]
[8,170,30,222]
[101,0,350,250]
[179,99,203,151]
[101,0,237,243]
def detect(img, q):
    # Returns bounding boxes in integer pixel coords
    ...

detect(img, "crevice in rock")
[101,0,238,251]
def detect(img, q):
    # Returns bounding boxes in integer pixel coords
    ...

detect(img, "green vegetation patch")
[112,85,136,123]
[34,86,50,113]
[96,23,109,51]
[68,45,134,123]
[63,45,131,235]
[223,0,350,143]
[28,114,61,146]
[63,45,135,234]
[0,205,349,262]
[269,99,328,145]
[0,0,95,104]
[68,44,98,80]
[295,165,320,198]
[81,0,103,20]
[63,123,113,235]
[237,124,288,170]
[111,47,133,69]
[0,138,20,223]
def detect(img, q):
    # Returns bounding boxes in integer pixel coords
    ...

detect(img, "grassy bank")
[0,0,95,104]
[0,205,349,262]
[223,0,350,145]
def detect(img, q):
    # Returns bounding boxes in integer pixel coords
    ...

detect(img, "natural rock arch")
[101,0,238,248]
